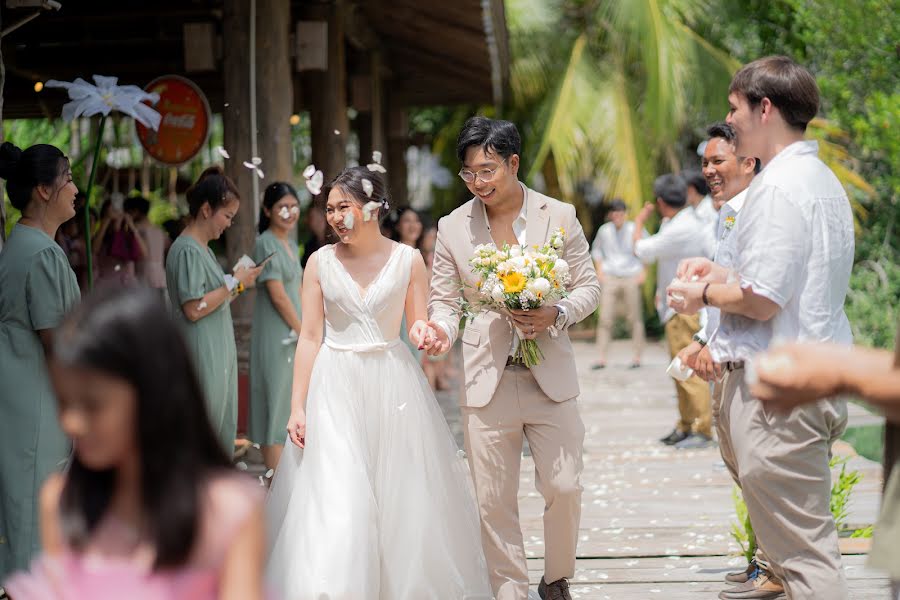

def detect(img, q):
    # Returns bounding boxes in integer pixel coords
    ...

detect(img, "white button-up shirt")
[481,185,546,355]
[713,140,855,361]
[590,221,646,278]
[699,188,746,355]
[634,207,710,323]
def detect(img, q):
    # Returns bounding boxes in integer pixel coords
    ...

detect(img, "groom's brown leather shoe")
[538,577,572,600]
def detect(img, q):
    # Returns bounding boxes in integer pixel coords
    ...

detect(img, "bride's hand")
[409,320,433,349]
[422,320,451,357]
[286,411,306,448]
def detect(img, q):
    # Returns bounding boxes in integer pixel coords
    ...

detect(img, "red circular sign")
[136,75,210,166]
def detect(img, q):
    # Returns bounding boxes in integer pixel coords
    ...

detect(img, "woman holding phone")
[250,182,303,470]
[166,167,262,455]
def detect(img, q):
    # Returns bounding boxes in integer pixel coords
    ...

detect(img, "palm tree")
[503,0,871,228]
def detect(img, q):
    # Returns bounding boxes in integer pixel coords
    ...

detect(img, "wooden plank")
[431,340,888,598]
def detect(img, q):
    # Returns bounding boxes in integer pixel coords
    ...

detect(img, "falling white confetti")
[366,162,387,173]
[252,443,260,449]
[290,205,300,216]
[265,469,275,478]
[214,146,230,159]
[197,301,208,311]
[343,211,355,230]
[362,201,381,222]
[306,169,324,195]
[243,158,264,179]
[279,206,291,220]
[236,462,248,471]
[371,150,382,164]
[303,164,316,179]
[333,129,340,135]
[361,178,374,198]
[397,402,407,411]
[114,264,121,272]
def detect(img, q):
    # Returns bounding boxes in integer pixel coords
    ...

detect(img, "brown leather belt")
[724,361,745,372]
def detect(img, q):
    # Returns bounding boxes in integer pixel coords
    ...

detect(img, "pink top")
[4,473,265,600]
[135,223,168,289]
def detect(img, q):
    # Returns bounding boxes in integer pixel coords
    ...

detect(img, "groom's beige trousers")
[721,367,849,600]
[462,363,585,600]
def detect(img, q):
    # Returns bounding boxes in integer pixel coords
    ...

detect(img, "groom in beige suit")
[424,117,601,600]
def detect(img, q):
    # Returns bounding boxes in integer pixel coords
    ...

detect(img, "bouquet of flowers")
[466,228,570,367]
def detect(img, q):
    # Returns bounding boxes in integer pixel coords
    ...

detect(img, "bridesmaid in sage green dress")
[250,182,303,470]
[0,142,80,579]
[165,167,261,455]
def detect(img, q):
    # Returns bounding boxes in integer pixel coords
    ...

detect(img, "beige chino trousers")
[463,365,585,600]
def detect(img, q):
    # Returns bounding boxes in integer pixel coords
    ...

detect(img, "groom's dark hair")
[456,117,521,163]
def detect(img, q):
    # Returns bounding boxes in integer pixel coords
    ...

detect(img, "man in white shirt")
[668,56,854,600]
[590,199,646,369]
[632,174,712,448]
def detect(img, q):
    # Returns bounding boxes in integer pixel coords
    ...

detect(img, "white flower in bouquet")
[510,245,523,257]
[526,277,552,297]
[554,258,570,278]
[491,284,506,303]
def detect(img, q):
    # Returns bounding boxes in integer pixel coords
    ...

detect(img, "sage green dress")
[165,235,237,454]
[0,224,80,578]
[249,231,302,445]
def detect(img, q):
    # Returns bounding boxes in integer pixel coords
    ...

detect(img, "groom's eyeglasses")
[458,159,507,184]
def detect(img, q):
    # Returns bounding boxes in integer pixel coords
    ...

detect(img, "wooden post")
[386,106,408,205]
[308,0,349,182]
[223,0,294,385]
[370,51,386,159]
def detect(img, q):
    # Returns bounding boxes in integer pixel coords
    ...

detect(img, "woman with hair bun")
[165,167,262,455]
[250,182,303,470]
[0,141,81,579]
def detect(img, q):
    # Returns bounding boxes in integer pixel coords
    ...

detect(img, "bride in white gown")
[265,166,491,600]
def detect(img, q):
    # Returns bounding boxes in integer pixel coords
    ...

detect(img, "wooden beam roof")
[0,0,509,120]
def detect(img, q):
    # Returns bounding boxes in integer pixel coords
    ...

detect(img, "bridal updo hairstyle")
[186,166,240,218]
[0,141,69,211]
[325,166,390,224]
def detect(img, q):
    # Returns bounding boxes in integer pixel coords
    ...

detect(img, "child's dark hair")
[258,181,300,234]
[0,141,69,211]
[123,195,151,217]
[185,166,240,218]
[325,166,390,223]
[51,286,232,570]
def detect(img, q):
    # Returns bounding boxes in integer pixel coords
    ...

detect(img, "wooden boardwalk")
[435,339,890,599]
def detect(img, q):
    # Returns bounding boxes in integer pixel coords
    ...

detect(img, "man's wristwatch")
[554,305,568,329]
[692,333,707,347]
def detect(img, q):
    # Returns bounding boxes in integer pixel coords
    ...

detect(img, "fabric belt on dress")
[724,360,745,372]
[323,338,401,353]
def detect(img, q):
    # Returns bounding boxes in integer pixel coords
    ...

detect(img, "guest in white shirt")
[590,199,647,369]
[684,168,717,250]
[668,56,854,600]
[632,174,712,448]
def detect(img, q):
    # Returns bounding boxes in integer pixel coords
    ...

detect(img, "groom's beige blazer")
[429,185,601,408]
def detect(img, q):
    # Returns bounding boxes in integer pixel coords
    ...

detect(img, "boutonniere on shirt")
[724,216,736,230]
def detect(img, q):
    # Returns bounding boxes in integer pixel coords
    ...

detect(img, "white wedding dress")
[265,243,492,600]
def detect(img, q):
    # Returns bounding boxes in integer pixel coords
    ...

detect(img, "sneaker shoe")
[660,429,690,445]
[675,433,715,450]
[717,570,785,599]
[725,559,759,584]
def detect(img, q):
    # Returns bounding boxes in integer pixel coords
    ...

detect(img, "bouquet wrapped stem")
[514,336,544,368]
